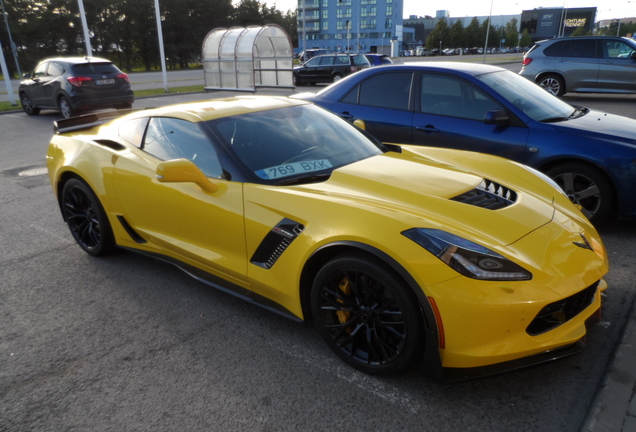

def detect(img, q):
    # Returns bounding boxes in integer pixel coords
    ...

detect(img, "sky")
[267,0,635,21]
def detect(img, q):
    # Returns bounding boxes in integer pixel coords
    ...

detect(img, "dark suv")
[19,57,134,118]
[519,36,636,96]
[293,54,370,85]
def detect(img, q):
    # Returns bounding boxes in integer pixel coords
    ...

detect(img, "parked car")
[364,53,393,66]
[520,36,636,96]
[19,57,134,118]
[293,62,636,223]
[293,54,370,85]
[298,49,327,62]
[47,96,608,378]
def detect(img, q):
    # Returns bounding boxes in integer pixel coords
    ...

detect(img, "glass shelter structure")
[202,25,294,92]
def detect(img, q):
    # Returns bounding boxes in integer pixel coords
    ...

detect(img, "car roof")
[123,96,310,123]
[38,57,113,65]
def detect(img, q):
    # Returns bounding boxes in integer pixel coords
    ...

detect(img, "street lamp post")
[482,0,494,63]
[0,0,21,77]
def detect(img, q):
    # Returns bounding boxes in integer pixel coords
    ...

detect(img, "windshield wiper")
[542,106,590,123]
[275,173,331,186]
[568,106,589,119]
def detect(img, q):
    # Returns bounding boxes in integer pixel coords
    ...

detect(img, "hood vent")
[452,179,517,210]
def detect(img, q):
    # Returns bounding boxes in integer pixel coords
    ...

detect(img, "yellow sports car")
[46,97,608,379]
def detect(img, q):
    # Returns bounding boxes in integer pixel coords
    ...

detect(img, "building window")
[385,18,392,29]
[322,9,328,19]
[386,6,392,16]
[361,0,377,4]
[335,33,343,40]
[337,8,351,18]
[322,20,329,30]
[338,0,352,5]
[323,34,330,40]
[336,20,346,30]
[322,0,328,6]
[361,7,377,17]
[386,0,392,3]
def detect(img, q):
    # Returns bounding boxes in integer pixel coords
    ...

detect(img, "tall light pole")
[154,0,169,93]
[0,0,20,77]
[482,0,494,63]
[77,0,92,56]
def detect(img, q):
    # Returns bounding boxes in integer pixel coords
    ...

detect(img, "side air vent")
[251,218,305,269]
[526,282,599,336]
[451,179,518,210]
[94,139,126,151]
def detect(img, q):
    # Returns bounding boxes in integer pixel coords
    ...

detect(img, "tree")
[519,29,533,49]
[449,19,465,49]
[425,18,450,51]
[464,17,482,48]
[505,18,519,48]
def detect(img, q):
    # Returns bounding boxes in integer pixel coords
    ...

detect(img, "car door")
[297,57,323,82]
[27,62,50,106]
[329,71,414,144]
[554,39,601,91]
[111,116,249,287]
[598,39,636,93]
[42,61,65,103]
[411,72,529,162]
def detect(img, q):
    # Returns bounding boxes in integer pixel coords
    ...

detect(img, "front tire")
[20,93,40,116]
[537,74,565,97]
[61,179,116,256]
[58,95,78,118]
[332,73,343,83]
[311,253,424,375]
[546,163,614,224]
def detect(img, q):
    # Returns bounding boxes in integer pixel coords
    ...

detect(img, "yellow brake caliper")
[336,277,351,324]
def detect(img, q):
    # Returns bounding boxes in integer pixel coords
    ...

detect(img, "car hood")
[552,109,636,144]
[294,147,560,247]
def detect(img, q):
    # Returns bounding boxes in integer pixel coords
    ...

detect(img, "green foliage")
[0,0,296,76]
[425,18,450,50]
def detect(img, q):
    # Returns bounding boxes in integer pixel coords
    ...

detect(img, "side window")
[566,40,598,58]
[33,62,48,78]
[142,117,223,178]
[320,56,335,65]
[48,63,64,76]
[305,57,321,67]
[420,74,503,121]
[544,41,566,57]
[358,72,412,110]
[341,85,359,104]
[118,117,150,148]
[335,56,350,65]
[352,55,369,66]
[603,40,635,59]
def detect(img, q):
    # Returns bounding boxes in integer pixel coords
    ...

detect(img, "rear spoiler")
[53,109,146,135]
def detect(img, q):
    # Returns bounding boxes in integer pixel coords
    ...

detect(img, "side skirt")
[121,247,303,323]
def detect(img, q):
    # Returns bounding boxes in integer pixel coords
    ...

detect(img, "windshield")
[477,70,575,122]
[209,104,383,184]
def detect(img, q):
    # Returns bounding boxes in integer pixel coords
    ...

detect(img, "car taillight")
[351,66,356,72]
[522,57,533,66]
[67,76,92,87]
[117,73,130,84]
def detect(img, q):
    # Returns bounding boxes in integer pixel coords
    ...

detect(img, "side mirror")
[484,109,510,125]
[631,51,636,60]
[156,159,218,193]
[353,119,366,131]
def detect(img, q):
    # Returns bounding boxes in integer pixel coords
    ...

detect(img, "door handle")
[339,112,354,119]
[415,125,439,133]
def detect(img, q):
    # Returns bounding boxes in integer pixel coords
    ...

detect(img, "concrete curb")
[583,296,636,432]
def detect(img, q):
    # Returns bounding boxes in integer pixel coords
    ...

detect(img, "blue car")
[293,62,636,223]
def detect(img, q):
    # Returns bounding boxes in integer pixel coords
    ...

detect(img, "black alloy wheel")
[332,73,343,83]
[20,93,40,116]
[546,163,613,224]
[311,253,424,375]
[61,178,115,256]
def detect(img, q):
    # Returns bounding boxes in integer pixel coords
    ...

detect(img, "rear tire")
[332,74,343,83]
[311,253,424,375]
[537,74,565,97]
[61,178,116,256]
[58,95,78,118]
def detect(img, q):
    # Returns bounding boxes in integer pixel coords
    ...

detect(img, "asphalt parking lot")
[1,74,635,431]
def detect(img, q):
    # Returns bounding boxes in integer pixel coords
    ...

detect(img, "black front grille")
[452,179,517,210]
[526,282,599,336]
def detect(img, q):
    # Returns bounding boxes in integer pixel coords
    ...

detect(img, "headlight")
[403,228,532,281]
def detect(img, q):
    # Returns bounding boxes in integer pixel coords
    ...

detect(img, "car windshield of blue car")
[209,104,384,184]
[477,70,578,123]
